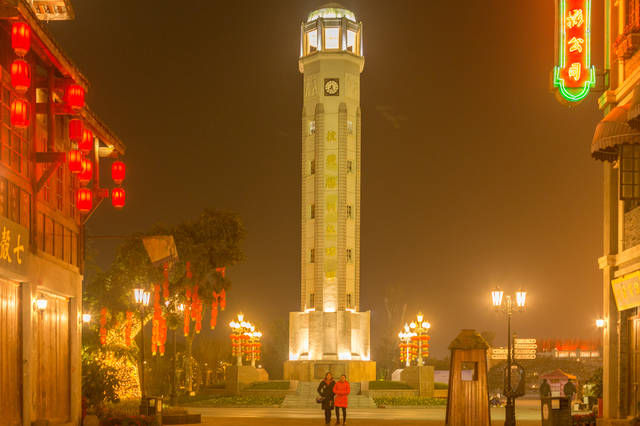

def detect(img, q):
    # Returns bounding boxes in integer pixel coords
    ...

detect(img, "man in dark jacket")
[540,379,551,398]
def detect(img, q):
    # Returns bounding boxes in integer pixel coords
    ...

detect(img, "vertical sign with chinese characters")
[553,0,596,103]
[0,216,28,278]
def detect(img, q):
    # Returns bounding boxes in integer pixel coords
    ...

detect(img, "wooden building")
[0,1,126,425]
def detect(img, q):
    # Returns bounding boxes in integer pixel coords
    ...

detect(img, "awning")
[591,104,640,161]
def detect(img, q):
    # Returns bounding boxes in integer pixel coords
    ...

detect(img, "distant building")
[536,339,601,360]
[0,1,126,425]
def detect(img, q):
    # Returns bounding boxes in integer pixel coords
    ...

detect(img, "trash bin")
[140,397,163,417]
[541,397,571,426]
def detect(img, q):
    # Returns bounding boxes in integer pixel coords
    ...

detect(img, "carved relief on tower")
[304,75,320,97]
[345,73,359,99]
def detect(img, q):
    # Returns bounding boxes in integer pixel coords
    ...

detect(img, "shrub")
[243,381,290,390]
[434,382,448,390]
[182,395,284,407]
[82,356,120,410]
[369,381,413,390]
[373,396,447,407]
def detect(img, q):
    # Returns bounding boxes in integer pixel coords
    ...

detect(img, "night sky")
[49,1,605,357]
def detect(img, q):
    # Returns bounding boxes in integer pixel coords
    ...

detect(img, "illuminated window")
[347,160,352,173]
[1,73,30,178]
[310,204,315,219]
[347,120,353,134]
[309,120,316,135]
[310,249,315,263]
[326,176,337,189]
[325,27,340,49]
[347,205,352,218]
[347,30,356,52]
[307,30,318,53]
[310,160,315,175]
[620,144,640,211]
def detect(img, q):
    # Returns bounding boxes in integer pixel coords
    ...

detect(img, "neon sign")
[553,0,595,103]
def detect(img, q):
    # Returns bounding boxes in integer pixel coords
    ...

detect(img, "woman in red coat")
[333,375,351,424]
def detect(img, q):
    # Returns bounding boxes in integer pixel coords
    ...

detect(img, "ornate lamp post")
[245,330,263,367]
[409,312,431,366]
[229,313,255,366]
[491,287,526,426]
[133,288,151,399]
[398,323,417,367]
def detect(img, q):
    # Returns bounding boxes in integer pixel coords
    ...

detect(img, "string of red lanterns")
[10,23,31,129]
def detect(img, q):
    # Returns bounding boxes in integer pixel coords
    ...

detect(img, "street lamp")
[230,313,258,366]
[491,287,526,426]
[398,323,417,367]
[408,312,431,366]
[82,313,92,323]
[133,288,150,399]
[245,330,263,367]
[167,301,184,405]
[595,318,605,328]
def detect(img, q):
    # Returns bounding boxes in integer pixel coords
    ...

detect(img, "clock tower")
[284,4,375,382]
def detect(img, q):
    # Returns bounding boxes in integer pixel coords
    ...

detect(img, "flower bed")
[373,396,447,407]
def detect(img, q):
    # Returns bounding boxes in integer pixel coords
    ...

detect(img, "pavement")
[184,401,543,425]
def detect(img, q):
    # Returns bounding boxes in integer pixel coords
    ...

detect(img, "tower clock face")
[324,78,339,96]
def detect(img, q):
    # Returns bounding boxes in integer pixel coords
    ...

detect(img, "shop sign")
[612,271,640,311]
[0,216,28,277]
[553,0,595,103]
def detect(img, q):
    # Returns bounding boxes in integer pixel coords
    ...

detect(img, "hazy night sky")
[49,1,605,357]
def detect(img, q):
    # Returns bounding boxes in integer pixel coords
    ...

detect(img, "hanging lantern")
[65,84,85,110]
[111,188,125,209]
[11,22,30,57]
[219,288,226,311]
[125,311,133,347]
[69,119,83,143]
[99,307,107,346]
[10,98,29,128]
[79,157,93,185]
[210,304,218,329]
[79,128,93,152]
[76,188,93,213]
[111,161,126,185]
[68,150,83,173]
[162,263,169,300]
[10,59,30,95]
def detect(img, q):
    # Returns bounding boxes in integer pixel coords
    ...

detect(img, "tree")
[261,319,289,379]
[84,209,246,398]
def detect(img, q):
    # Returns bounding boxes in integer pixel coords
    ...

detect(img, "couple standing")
[317,372,351,425]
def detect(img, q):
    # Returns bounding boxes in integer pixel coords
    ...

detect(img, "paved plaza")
[188,402,543,425]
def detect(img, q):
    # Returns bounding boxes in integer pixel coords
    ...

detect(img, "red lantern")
[111,161,126,184]
[79,157,92,185]
[65,84,85,109]
[10,59,30,95]
[112,188,125,209]
[11,22,30,57]
[76,188,93,213]
[69,119,83,142]
[10,98,29,128]
[68,150,83,173]
[79,128,93,152]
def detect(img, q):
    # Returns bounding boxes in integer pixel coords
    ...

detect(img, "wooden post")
[445,329,490,426]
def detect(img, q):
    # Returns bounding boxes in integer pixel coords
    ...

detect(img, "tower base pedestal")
[284,360,376,382]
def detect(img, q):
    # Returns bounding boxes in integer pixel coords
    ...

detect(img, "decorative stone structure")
[284,4,375,382]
